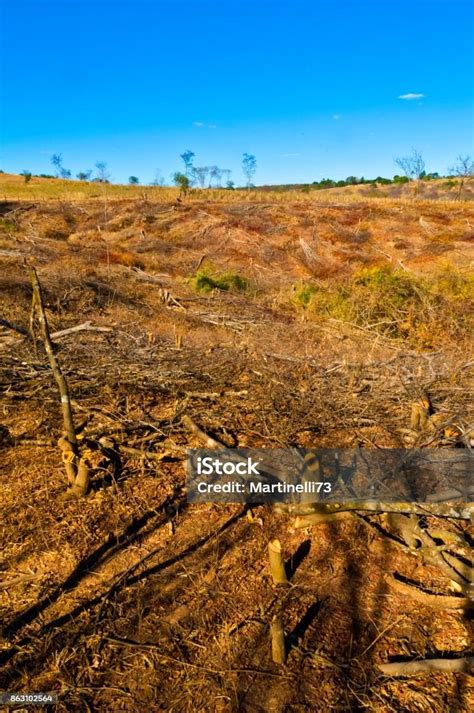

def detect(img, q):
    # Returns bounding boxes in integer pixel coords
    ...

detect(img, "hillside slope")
[0,193,473,711]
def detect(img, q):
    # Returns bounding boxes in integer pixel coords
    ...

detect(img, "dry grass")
[1,171,472,205]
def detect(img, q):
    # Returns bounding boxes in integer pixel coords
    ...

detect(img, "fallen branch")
[293,512,356,527]
[385,575,470,609]
[130,267,171,282]
[0,574,44,589]
[378,657,474,676]
[442,551,473,582]
[50,321,113,339]
[282,500,472,521]
[118,444,182,461]
[181,415,225,448]
[414,524,470,586]
[425,486,474,503]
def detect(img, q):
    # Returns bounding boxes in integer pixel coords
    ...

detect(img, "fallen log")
[378,657,474,676]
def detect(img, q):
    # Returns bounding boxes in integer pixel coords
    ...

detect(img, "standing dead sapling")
[28,265,91,498]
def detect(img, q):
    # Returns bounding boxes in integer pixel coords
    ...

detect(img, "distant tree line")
[310,175,412,190]
[11,147,473,199]
[263,151,473,199]
[307,174,442,190]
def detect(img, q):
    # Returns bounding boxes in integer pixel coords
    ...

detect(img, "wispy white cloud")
[398,93,425,100]
[282,152,301,157]
[332,114,341,120]
[193,121,217,129]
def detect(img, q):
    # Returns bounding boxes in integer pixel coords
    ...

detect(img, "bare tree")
[94,162,111,231]
[209,165,222,188]
[193,166,209,188]
[95,161,111,183]
[180,150,195,179]
[449,155,474,199]
[51,153,62,177]
[51,153,71,179]
[221,168,232,185]
[151,169,165,186]
[394,148,426,181]
[242,153,257,189]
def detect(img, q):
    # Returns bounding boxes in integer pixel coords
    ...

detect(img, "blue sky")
[1,0,473,185]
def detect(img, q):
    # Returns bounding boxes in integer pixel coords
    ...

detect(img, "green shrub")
[393,175,410,184]
[0,218,17,232]
[293,283,318,307]
[442,179,457,189]
[173,172,190,194]
[298,265,472,347]
[191,269,248,293]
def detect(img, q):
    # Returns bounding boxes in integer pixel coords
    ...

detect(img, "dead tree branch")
[378,657,474,676]
[50,321,113,339]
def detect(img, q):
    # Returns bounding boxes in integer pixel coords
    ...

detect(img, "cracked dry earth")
[0,197,473,711]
